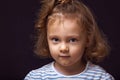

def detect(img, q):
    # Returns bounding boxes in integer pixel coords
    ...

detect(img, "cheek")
[48,44,58,54]
[70,48,85,62]
[48,45,59,59]
[70,45,86,56]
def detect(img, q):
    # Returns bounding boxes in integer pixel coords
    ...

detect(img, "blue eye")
[69,38,77,43]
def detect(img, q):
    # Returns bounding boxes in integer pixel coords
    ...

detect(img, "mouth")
[59,54,70,58]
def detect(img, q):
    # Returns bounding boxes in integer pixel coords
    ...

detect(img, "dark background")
[2,0,120,80]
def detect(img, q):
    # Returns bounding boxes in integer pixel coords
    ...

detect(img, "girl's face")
[47,18,88,68]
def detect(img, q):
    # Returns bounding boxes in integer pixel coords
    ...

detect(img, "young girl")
[24,0,114,79]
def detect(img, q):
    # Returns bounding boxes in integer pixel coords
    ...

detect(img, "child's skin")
[47,16,89,75]
[24,0,115,79]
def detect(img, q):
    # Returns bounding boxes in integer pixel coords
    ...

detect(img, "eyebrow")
[48,34,81,38]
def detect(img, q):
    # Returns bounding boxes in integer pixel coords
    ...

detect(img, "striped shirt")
[24,62,114,80]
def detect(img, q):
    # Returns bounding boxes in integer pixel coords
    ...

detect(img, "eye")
[69,38,77,43]
[51,38,59,43]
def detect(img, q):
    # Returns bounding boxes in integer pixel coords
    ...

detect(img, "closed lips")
[59,54,70,57]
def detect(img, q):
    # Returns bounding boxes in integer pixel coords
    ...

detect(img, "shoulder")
[24,62,53,80]
[85,62,115,80]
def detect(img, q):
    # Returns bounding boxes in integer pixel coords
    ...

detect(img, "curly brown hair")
[34,0,110,63]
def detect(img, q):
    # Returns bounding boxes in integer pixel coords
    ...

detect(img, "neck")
[54,61,86,75]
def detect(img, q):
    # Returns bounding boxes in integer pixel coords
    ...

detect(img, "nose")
[59,43,69,53]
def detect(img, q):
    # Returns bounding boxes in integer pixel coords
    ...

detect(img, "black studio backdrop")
[2,0,120,80]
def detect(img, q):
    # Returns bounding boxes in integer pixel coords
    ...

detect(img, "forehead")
[47,17,85,36]
[47,13,83,27]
